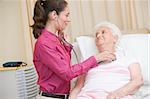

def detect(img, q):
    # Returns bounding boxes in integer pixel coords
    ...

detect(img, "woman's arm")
[69,74,86,99]
[107,63,144,99]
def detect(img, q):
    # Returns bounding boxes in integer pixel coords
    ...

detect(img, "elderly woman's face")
[95,26,116,50]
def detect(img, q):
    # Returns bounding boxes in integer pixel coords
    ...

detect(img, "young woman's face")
[57,6,70,31]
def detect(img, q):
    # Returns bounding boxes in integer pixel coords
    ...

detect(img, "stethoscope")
[57,17,79,64]
[58,34,79,64]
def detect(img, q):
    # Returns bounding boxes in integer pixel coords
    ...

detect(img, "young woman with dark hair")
[31,0,116,99]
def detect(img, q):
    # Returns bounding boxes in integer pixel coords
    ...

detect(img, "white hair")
[94,21,122,39]
[94,21,122,49]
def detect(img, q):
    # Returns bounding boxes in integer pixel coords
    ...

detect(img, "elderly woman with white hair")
[69,22,143,99]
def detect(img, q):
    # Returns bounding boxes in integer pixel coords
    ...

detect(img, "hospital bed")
[71,34,150,99]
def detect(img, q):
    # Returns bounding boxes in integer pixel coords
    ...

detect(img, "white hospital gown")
[77,50,138,99]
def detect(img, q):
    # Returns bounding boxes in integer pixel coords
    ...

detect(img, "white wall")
[0,0,26,65]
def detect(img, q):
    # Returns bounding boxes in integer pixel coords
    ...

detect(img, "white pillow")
[71,42,82,64]
[76,36,98,60]
[120,34,150,82]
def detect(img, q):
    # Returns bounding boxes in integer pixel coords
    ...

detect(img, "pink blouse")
[33,29,98,94]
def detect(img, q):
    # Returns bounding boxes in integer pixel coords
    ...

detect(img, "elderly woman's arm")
[107,63,144,99]
[69,74,86,99]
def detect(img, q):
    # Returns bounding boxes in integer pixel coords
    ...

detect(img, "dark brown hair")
[31,0,68,39]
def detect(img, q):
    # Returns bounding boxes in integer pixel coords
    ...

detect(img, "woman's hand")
[106,92,120,99]
[68,92,78,99]
[95,51,116,63]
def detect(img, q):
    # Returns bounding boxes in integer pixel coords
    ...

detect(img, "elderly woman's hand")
[106,92,120,99]
[68,92,77,99]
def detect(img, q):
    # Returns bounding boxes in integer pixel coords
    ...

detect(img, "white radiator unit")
[0,66,39,99]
